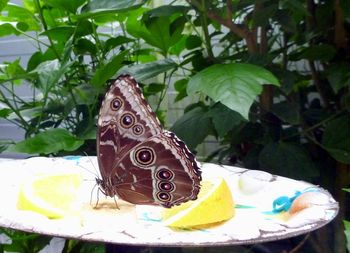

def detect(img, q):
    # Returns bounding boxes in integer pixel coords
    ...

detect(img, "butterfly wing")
[113,131,201,207]
[97,75,201,207]
[97,75,162,187]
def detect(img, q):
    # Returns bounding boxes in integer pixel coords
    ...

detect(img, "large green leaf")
[118,59,177,81]
[187,63,280,119]
[91,50,128,87]
[171,106,212,150]
[9,128,84,154]
[259,142,318,179]
[126,8,186,54]
[79,0,146,19]
[322,115,350,164]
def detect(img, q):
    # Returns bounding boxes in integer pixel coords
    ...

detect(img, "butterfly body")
[97,75,201,208]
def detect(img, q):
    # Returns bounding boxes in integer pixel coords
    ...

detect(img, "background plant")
[0,0,349,252]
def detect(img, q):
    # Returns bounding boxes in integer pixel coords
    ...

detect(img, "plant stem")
[91,22,104,63]
[0,89,30,129]
[200,0,215,60]
[282,110,345,141]
[33,0,62,61]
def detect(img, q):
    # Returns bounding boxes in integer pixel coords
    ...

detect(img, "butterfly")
[96,75,201,208]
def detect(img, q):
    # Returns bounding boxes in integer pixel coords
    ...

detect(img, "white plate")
[0,156,338,246]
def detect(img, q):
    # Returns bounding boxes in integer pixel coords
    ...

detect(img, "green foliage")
[0,228,51,253]
[322,115,350,164]
[8,128,84,154]
[1,0,350,252]
[187,63,280,119]
[344,220,350,252]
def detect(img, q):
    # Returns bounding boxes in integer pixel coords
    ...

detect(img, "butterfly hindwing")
[113,131,201,207]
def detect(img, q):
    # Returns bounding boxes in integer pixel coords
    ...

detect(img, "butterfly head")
[95,177,115,197]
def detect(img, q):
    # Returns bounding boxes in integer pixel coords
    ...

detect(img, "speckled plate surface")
[0,157,338,246]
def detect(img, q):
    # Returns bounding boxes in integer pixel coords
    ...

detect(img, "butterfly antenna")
[76,153,100,179]
[84,152,101,176]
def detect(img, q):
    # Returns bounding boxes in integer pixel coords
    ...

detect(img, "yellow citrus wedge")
[162,178,235,228]
[17,172,83,219]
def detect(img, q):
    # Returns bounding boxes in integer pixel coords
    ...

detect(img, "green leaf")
[271,101,300,124]
[0,108,11,118]
[208,103,245,137]
[290,44,336,61]
[104,36,134,53]
[31,59,72,94]
[259,142,318,179]
[344,220,350,252]
[9,128,84,154]
[143,83,166,96]
[40,26,75,43]
[145,5,190,17]
[44,0,85,13]
[127,9,186,54]
[0,23,19,37]
[144,16,186,53]
[0,0,9,11]
[16,21,28,31]
[91,50,128,87]
[274,11,297,33]
[1,59,27,83]
[322,115,350,164]
[118,59,177,81]
[174,78,188,102]
[72,84,98,105]
[340,0,350,19]
[326,63,350,93]
[344,188,350,193]
[1,3,40,31]
[79,0,146,19]
[187,63,280,119]
[170,106,212,150]
[185,35,202,50]
[74,38,97,55]
[75,20,94,36]
[26,51,56,72]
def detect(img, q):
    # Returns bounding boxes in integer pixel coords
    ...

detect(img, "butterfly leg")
[91,186,102,209]
[113,196,120,210]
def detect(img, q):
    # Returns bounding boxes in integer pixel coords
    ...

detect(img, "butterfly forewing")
[97,75,162,181]
[97,75,201,207]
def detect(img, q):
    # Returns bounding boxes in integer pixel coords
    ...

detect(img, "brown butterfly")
[96,75,201,208]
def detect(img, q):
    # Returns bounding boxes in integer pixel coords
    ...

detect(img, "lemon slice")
[17,172,83,219]
[162,178,235,228]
